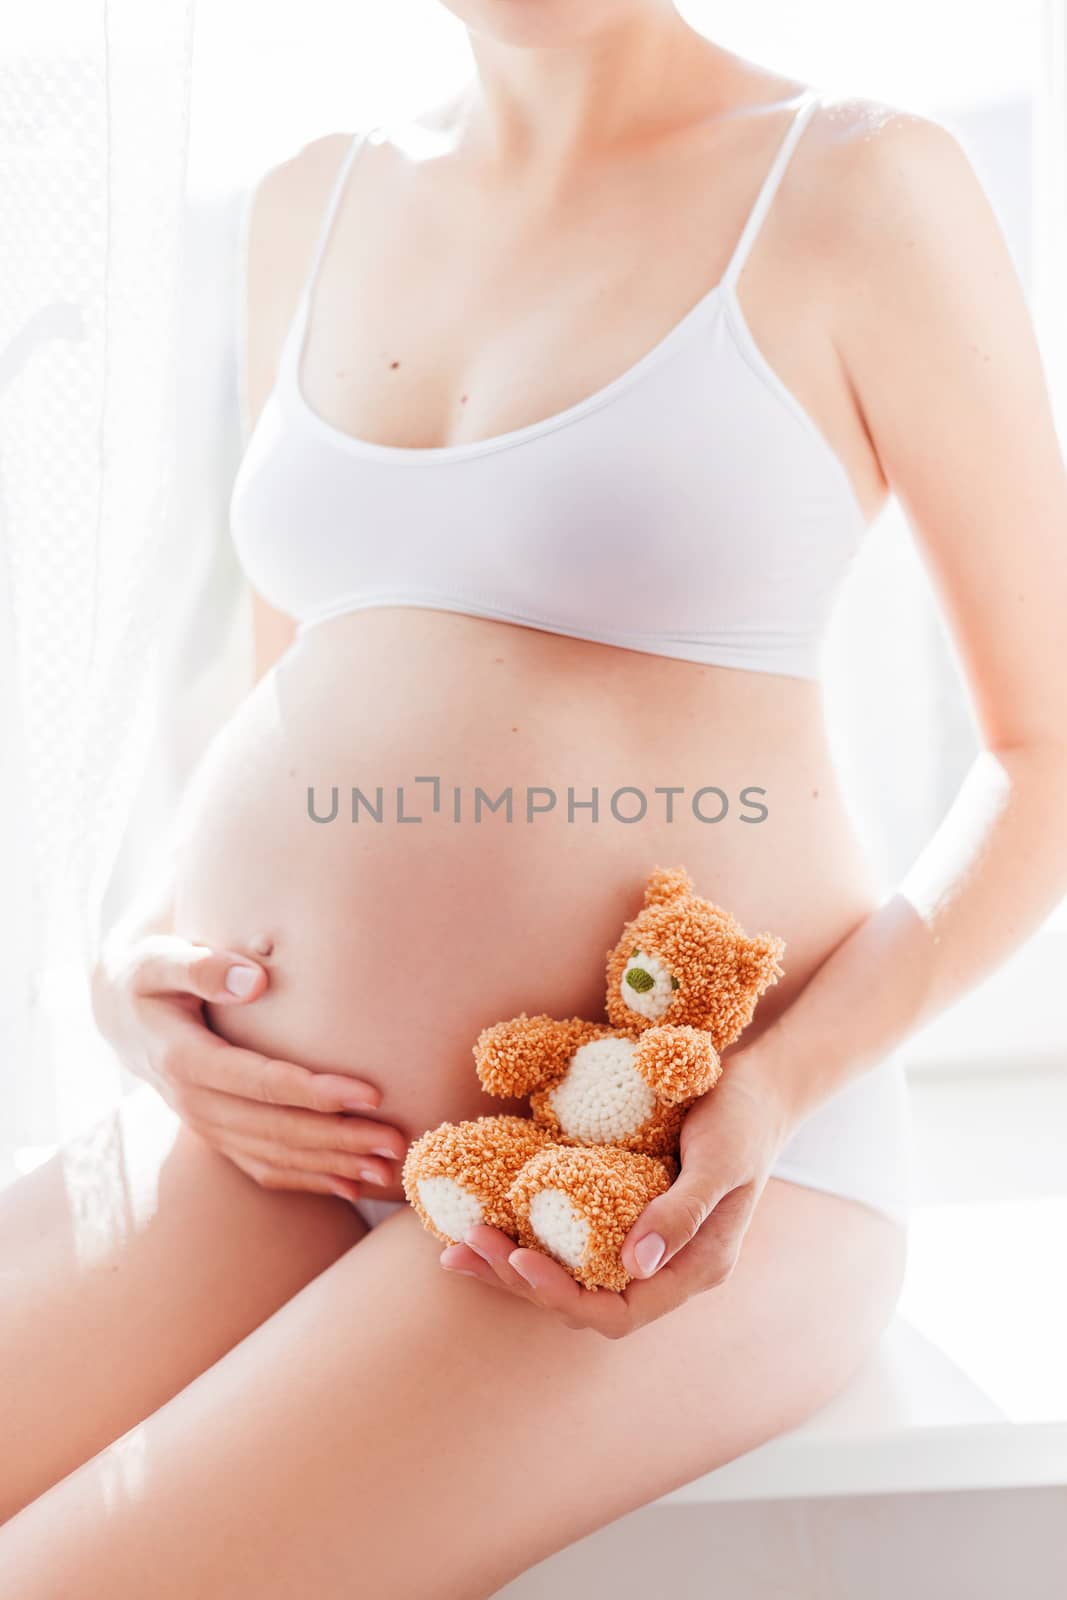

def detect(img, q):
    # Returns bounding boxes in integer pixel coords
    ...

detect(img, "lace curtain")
[0,2,231,1179]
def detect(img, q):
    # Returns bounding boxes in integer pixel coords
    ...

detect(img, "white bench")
[653,1193,1067,1504]
[660,1311,1067,1505]
[497,1194,1067,1597]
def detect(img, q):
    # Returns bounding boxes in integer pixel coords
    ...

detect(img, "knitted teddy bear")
[402,865,785,1291]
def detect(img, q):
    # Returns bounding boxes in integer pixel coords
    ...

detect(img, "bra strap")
[719,88,823,293]
[295,125,379,325]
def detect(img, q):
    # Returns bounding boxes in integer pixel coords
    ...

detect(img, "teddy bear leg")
[401,1115,553,1245]
[508,1145,676,1292]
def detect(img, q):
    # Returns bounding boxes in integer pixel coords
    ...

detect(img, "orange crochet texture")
[402,866,785,1290]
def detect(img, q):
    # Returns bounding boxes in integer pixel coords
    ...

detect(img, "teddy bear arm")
[474,1015,607,1098]
[631,1025,721,1105]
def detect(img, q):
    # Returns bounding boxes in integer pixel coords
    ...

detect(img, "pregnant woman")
[3,4,1067,1595]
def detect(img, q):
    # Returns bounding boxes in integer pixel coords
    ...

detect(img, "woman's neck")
[460,9,735,170]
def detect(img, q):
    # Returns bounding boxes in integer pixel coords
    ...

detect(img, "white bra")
[230,86,869,679]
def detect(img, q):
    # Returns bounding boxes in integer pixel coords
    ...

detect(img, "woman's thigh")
[0,1084,366,1521]
[0,1176,906,1600]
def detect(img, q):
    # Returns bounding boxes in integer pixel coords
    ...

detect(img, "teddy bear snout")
[619,949,677,1020]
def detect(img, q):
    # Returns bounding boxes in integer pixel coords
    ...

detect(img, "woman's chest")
[296,141,836,458]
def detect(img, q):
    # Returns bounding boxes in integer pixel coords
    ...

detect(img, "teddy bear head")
[604,866,785,1050]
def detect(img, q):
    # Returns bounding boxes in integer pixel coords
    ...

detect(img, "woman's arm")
[89,145,408,1199]
[743,107,1067,1120]
[611,107,1067,1299]
[445,104,1067,1334]
[93,589,294,960]
[97,141,309,954]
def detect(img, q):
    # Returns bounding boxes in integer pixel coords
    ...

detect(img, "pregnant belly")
[171,608,880,1202]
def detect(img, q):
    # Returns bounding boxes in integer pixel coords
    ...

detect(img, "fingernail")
[634,1232,666,1276]
[360,1166,388,1186]
[508,1253,539,1287]
[224,964,257,996]
[343,1096,378,1112]
[441,1262,480,1278]
[371,1147,397,1161]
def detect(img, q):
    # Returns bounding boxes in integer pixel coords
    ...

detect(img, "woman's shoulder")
[249,129,367,232]
[274,86,467,184]
[238,131,365,438]
[800,91,986,261]
[807,89,968,167]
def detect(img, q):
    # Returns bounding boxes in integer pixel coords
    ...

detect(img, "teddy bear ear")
[737,933,786,993]
[642,865,694,908]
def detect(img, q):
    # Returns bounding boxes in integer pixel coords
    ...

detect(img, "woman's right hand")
[90,933,407,1202]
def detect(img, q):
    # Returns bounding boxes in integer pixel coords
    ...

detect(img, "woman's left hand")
[439,1047,796,1338]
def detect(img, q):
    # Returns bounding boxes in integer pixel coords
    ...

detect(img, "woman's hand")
[90,932,407,1201]
[439,1048,795,1338]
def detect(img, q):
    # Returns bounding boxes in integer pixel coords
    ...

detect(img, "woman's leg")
[0,1177,906,1599]
[0,1085,366,1521]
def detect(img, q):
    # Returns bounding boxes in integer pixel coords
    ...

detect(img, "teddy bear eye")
[670,975,680,990]
[625,966,655,993]
[631,948,639,957]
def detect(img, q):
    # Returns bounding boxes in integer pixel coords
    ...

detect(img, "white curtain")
[0,2,229,1180]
